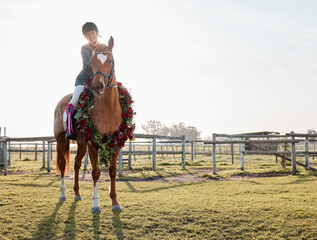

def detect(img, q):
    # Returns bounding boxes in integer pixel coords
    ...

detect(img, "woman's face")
[84,30,98,44]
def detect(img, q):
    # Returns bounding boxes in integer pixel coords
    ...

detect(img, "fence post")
[118,148,123,176]
[231,143,234,164]
[8,141,11,166]
[305,136,309,170]
[182,135,186,169]
[152,136,157,171]
[4,138,8,175]
[191,141,194,161]
[42,141,46,168]
[148,145,151,160]
[212,134,217,174]
[35,143,38,161]
[128,141,132,169]
[47,142,51,172]
[19,143,22,159]
[84,151,88,171]
[291,131,297,175]
[240,141,244,171]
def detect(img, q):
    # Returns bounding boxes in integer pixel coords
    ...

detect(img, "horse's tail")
[55,141,71,175]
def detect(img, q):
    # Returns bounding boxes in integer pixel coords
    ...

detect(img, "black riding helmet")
[82,22,99,35]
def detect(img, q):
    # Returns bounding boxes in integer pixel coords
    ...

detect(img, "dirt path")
[62,168,216,183]
[2,168,292,182]
[63,168,292,183]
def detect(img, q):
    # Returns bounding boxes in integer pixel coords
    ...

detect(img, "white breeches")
[63,85,85,122]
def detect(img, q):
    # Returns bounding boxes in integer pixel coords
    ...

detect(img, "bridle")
[91,51,117,91]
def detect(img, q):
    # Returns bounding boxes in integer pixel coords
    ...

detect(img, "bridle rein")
[91,51,117,92]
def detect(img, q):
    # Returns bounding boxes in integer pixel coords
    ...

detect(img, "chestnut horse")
[54,36,123,212]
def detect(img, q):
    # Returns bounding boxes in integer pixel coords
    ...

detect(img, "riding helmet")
[82,22,99,35]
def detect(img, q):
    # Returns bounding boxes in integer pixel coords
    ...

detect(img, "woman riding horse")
[64,22,99,140]
[54,31,124,212]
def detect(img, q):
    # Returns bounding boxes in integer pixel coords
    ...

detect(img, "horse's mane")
[94,43,110,52]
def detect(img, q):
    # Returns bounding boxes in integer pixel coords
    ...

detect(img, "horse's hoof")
[74,196,82,201]
[91,206,101,213]
[59,196,67,201]
[112,205,122,211]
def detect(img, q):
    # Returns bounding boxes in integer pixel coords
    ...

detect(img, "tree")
[141,120,168,135]
[169,122,201,141]
[142,120,201,140]
[307,129,317,140]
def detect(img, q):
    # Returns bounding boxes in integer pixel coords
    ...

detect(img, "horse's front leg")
[73,143,87,201]
[109,148,122,211]
[88,145,101,213]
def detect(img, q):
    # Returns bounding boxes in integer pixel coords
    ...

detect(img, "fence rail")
[0,134,186,175]
[1,131,317,176]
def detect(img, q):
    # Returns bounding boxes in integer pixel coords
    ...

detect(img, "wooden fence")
[1,131,317,176]
[0,134,186,176]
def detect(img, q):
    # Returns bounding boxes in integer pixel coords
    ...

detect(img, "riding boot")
[65,103,77,140]
[64,85,85,140]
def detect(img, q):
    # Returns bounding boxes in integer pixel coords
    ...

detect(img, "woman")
[64,22,99,139]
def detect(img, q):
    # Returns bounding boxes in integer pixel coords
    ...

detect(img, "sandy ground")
[62,168,292,183]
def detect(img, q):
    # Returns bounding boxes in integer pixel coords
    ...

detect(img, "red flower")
[110,142,115,147]
[120,122,127,131]
[118,140,125,148]
[85,134,91,140]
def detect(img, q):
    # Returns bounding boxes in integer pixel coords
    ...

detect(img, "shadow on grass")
[124,181,204,193]
[281,174,317,185]
[113,211,123,240]
[32,172,56,181]
[33,201,64,239]
[92,213,100,239]
[6,180,56,188]
[63,201,78,239]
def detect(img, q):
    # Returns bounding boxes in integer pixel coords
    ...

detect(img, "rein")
[91,51,117,93]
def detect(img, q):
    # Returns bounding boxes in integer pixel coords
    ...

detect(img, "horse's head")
[90,36,115,95]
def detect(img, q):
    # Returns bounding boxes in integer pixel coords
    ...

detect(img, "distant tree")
[307,129,317,139]
[142,120,201,140]
[141,120,168,135]
[169,122,201,141]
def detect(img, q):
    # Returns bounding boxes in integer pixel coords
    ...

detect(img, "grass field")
[1,154,317,239]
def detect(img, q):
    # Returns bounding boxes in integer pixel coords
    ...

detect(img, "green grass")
[1,154,317,239]
[1,168,317,239]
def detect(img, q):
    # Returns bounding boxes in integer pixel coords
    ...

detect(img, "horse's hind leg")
[88,145,101,213]
[109,148,122,211]
[56,135,69,201]
[73,143,87,201]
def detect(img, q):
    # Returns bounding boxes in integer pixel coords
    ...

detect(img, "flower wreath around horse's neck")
[74,80,135,165]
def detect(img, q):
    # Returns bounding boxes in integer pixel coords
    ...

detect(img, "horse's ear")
[108,36,114,50]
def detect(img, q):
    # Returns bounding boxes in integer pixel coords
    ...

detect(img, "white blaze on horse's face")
[97,53,108,65]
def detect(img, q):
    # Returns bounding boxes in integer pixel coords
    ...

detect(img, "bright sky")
[0,0,317,138]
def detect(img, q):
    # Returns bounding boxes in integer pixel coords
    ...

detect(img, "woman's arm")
[81,45,92,68]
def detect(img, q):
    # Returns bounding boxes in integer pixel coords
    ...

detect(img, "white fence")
[0,134,186,176]
[2,131,317,176]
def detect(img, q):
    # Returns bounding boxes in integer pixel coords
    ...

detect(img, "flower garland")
[74,80,135,165]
